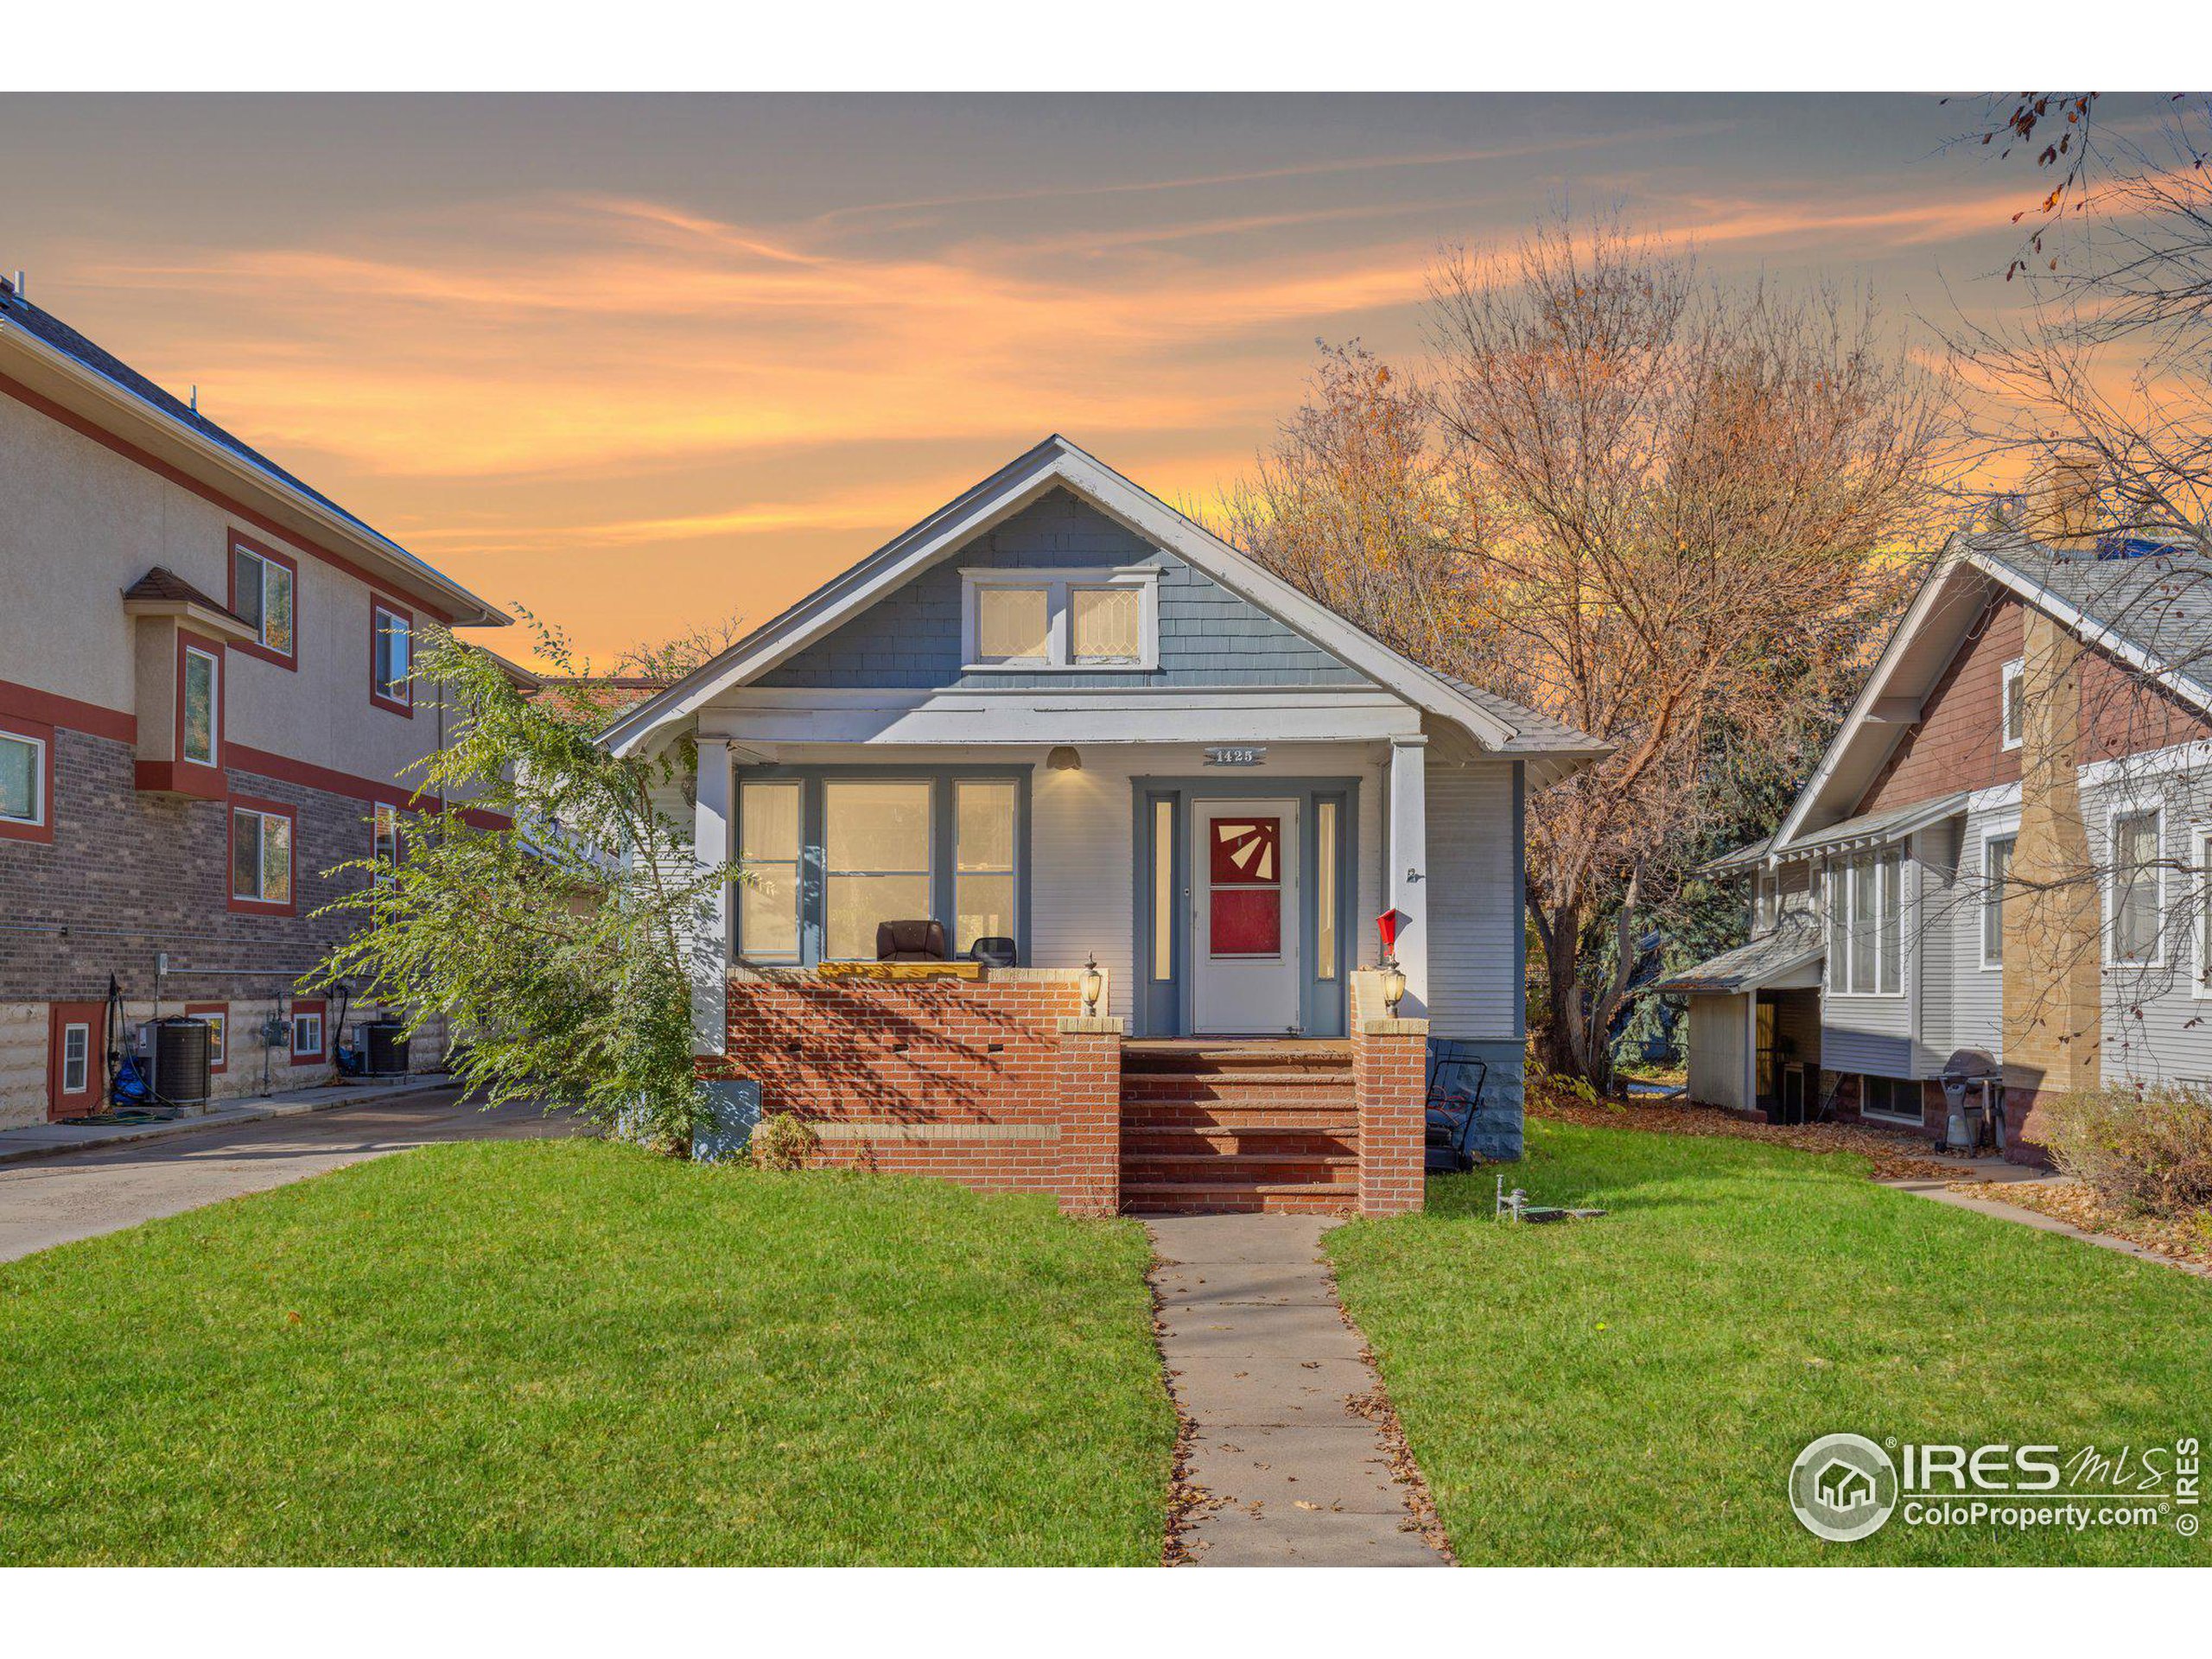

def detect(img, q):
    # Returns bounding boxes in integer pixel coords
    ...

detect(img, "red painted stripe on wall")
[0,677,137,743]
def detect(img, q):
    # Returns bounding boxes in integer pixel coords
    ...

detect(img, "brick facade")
[0,725,445,1126]
[1350,972,1427,1217]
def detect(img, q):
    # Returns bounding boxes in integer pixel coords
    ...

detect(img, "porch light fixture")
[1047,745,1083,772]
[1080,952,1103,1016]
[1380,957,1407,1016]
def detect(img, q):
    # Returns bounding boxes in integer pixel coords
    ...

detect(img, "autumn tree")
[1230,219,1952,1089]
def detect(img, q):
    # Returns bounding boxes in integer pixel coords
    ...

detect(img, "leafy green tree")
[312,617,733,1150]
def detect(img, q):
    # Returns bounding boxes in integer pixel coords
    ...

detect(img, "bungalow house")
[1659,493,2212,1164]
[604,436,1606,1216]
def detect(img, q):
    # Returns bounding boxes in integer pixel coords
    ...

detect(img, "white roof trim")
[606,435,1530,757]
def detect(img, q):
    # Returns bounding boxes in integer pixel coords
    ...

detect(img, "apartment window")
[736,779,802,962]
[230,536,297,663]
[2001,658,2024,750]
[823,781,932,961]
[953,780,1017,956]
[231,801,296,912]
[2111,807,2163,964]
[1860,1074,1921,1125]
[60,1022,91,1096]
[963,570,1158,671]
[1315,798,1339,981]
[181,642,219,766]
[371,600,413,714]
[1981,833,2015,969]
[372,803,403,887]
[290,999,327,1064]
[1828,848,1903,995]
[0,728,45,830]
[186,1002,229,1074]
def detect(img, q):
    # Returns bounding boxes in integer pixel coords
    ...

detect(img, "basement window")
[1860,1073,1921,1125]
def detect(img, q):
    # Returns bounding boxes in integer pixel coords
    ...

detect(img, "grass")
[1330,1118,2211,1566]
[0,1140,1174,1566]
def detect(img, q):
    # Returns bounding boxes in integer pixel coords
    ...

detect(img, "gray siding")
[1950,793,2015,1063]
[1910,821,1959,1073]
[2091,762,2212,1085]
[759,489,1376,691]
[1425,759,1521,1040]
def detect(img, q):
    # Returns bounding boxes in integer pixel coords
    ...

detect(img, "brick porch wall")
[1351,970,1427,1217]
[713,967,1119,1214]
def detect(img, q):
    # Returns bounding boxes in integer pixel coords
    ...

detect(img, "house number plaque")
[1204,746,1267,767]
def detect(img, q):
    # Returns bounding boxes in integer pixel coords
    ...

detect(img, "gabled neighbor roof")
[1651,917,1825,995]
[0,276,507,629]
[602,435,1611,780]
[1770,531,2212,855]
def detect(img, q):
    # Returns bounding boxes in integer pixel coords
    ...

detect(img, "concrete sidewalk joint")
[1149,1211,1449,1567]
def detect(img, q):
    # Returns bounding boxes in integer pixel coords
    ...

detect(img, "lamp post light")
[1080,952,1103,1017]
[1381,956,1407,1016]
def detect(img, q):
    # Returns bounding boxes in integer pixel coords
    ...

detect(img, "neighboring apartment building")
[0,274,512,1127]
[1660,497,2212,1164]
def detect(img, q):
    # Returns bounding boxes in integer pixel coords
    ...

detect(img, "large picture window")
[823,780,932,961]
[953,780,1016,954]
[737,780,802,962]
[2111,807,2164,964]
[1827,848,1903,995]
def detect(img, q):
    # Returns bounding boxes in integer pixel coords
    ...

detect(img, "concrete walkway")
[0,1089,575,1263]
[1884,1172,2212,1278]
[0,1072,466,1166]
[1148,1213,1447,1567]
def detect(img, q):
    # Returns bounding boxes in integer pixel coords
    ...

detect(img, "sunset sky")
[0,92,2070,664]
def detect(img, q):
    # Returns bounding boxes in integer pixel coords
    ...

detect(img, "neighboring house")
[0,274,512,1127]
[606,436,1607,1216]
[1661,496,2212,1163]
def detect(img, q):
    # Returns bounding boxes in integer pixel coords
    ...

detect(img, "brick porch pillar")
[1352,972,1428,1217]
[1056,1015,1123,1217]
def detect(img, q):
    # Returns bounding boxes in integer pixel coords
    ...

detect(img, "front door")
[1192,800,1300,1034]
[48,1001,103,1122]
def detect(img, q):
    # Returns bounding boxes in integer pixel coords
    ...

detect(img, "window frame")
[1859,1072,1923,1126]
[228,796,299,917]
[60,1020,92,1096]
[2196,826,2212,999]
[371,801,404,888]
[227,531,300,670]
[289,996,327,1065]
[1825,846,1907,999]
[959,567,1160,672]
[0,714,54,843]
[185,1001,230,1075]
[2107,802,2165,967]
[176,632,225,772]
[821,778,937,963]
[1980,826,2018,972]
[369,594,415,716]
[733,767,1030,966]
[2001,658,2024,752]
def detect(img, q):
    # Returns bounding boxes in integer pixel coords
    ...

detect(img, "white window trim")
[182,644,221,766]
[1826,846,1909,1000]
[372,603,412,700]
[959,566,1160,672]
[292,1011,325,1058]
[203,1012,227,1069]
[372,803,402,887]
[1859,1072,1923,1125]
[1979,822,2019,973]
[2104,801,2166,969]
[2197,826,2212,999]
[60,1021,91,1095]
[235,545,295,656]
[2000,658,2024,752]
[0,729,46,826]
[232,806,293,904]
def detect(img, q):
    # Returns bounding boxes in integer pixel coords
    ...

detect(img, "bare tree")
[1228,219,1953,1088]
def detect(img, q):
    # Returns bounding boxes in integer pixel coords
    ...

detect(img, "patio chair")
[876,918,950,962]
[1424,1042,1490,1174]
[968,936,1018,968]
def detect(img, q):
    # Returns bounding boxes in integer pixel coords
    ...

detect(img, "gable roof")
[603,435,1610,779]
[0,276,507,629]
[1764,531,2212,859]
[1651,915,1824,995]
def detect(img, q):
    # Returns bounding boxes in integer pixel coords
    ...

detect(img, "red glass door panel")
[1208,816,1282,957]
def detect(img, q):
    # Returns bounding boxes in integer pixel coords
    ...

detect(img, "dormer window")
[2002,658,2024,750]
[962,569,1158,671]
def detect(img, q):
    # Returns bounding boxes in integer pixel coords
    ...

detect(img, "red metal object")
[1376,908,1402,956]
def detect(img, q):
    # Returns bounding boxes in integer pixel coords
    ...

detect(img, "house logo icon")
[1789,1433,1899,1541]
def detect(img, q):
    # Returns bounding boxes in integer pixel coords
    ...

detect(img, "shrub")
[748,1113,821,1172]
[2041,1084,2212,1216]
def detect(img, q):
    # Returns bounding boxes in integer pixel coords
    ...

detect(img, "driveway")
[0,1090,576,1263]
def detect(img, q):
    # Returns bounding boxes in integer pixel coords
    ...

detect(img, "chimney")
[2026,449,2101,549]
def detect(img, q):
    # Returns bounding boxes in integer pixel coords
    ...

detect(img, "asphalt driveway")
[0,1090,576,1263]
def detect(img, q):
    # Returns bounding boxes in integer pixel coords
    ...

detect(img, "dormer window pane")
[976,587,1050,662]
[1071,586,1141,663]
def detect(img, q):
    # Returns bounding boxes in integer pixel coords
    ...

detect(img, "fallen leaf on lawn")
[1294,1500,1322,1510]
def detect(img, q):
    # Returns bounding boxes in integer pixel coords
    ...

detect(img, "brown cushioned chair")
[876,918,949,962]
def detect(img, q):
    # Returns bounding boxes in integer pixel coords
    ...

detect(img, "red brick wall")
[714,969,1120,1212]
[1351,974,1426,1217]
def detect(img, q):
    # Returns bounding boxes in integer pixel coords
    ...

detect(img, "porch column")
[693,738,732,1058]
[1388,734,1430,1018]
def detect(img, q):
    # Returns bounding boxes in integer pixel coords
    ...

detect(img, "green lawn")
[1330,1118,2210,1566]
[0,1141,1173,1566]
